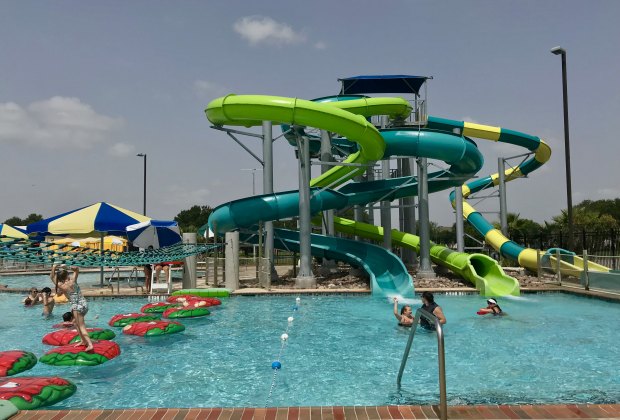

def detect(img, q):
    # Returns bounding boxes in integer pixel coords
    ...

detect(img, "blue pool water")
[0,292,618,409]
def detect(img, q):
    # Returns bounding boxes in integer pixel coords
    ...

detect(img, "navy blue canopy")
[338,75,431,95]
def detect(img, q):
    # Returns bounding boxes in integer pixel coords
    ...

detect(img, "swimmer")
[23,287,39,306]
[477,298,505,316]
[40,287,55,317]
[51,265,93,351]
[393,297,414,326]
[59,312,75,328]
[416,292,446,330]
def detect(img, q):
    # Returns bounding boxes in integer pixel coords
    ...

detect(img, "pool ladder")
[397,308,447,420]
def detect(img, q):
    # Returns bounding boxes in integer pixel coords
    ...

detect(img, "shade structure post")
[99,232,105,287]
[182,233,197,289]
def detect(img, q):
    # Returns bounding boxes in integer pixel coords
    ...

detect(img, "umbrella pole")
[100,232,104,287]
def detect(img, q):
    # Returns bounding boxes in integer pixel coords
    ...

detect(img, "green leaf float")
[0,376,76,410]
[40,340,121,366]
[0,351,37,376]
[122,320,185,336]
[140,302,179,313]
[108,313,159,327]
[163,305,210,319]
[42,328,116,346]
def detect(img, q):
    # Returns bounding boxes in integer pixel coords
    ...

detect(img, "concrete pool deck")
[10,403,620,419]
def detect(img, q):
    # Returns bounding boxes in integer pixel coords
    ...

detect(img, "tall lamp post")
[240,168,260,196]
[136,153,147,215]
[550,46,574,250]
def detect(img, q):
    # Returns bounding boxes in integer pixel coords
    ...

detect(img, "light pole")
[550,46,574,250]
[136,153,147,215]
[241,168,260,196]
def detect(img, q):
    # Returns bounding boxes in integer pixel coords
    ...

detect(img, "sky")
[1,0,619,228]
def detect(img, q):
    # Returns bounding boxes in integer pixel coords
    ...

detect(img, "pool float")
[0,351,37,376]
[172,288,230,297]
[163,305,210,319]
[40,340,121,366]
[42,328,116,346]
[108,313,159,327]
[0,376,76,410]
[53,294,69,304]
[141,302,179,313]
[167,295,221,306]
[122,320,185,336]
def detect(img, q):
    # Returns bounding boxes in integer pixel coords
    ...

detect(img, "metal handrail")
[397,308,447,420]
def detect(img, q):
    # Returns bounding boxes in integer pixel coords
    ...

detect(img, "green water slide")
[203,94,519,296]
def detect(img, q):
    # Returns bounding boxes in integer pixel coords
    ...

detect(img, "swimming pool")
[0,292,618,409]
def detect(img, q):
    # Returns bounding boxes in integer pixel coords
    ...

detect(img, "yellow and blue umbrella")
[27,202,150,237]
[0,224,28,242]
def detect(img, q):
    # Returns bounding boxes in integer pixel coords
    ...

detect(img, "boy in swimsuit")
[39,287,55,317]
[51,265,93,351]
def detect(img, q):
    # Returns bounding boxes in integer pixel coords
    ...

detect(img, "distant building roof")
[338,75,431,95]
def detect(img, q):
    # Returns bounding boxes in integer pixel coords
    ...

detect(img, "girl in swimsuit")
[393,298,414,326]
[51,265,93,351]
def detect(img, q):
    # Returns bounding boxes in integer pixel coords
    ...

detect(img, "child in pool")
[51,265,93,351]
[39,287,55,317]
[23,287,39,306]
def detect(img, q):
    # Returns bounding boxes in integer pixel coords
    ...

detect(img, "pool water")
[0,292,618,409]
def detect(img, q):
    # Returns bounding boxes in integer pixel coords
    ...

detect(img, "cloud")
[314,41,327,50]
[193,80,228,98]
[163,184,211,207]
[0,96,123,149]
[233,15,306,46]
[108,142,135,157]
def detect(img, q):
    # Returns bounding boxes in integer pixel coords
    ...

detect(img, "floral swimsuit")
[68,283,88,315]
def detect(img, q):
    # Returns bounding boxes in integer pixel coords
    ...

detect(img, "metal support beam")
[417,158,435,278]
[455,186,465,253]
[262,121,274,286]
[296,135,316,287]
[380,116,391,250]
[366,167,375,225]
[320,130,337,274]
[498,157,508,236]
[401,157,417,266]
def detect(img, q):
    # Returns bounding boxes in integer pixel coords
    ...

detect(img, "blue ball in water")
[272,361,282,370]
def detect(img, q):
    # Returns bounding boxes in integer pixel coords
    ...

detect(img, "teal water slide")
[202,94,519,297]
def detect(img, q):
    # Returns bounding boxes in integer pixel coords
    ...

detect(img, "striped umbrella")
[27,202,150,236]
[27,202,150,286]
[126,220,182,249]
[0,224,28,242]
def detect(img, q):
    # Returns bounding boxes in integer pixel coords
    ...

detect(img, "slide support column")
[455,186,465,253]
[498,157,508,236]
[262,121,275,286]
[417,157,435,278]
[402,157,417,267]
[296,134,316,287]
[320,130,337,274]
[380,116,392,250]
[225,231,239,291]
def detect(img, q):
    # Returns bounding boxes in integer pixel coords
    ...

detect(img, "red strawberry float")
[40,340,121,366]
[108,313,159,327]
[42,328,116,346]
[141,302,179,313]
[122,320,185,336]
[0,351,37,376]
[0,376,76,410]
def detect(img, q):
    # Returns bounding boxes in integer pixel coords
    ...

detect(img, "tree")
[174,205,213,233]
[4,213,43,226]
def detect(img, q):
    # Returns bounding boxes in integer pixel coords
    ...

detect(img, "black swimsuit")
[420,302,439,330]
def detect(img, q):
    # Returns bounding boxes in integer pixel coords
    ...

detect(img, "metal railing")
[397,308,447,420]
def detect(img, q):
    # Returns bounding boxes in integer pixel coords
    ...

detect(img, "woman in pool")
[393,297,414,326]
[51,265,93,351]
[477,298,504,316]
[23,287,39,306]
[417,292,447,330]
[39,287,55,317]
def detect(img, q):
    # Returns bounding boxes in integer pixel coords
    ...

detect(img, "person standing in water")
[51,265,93,351]
[39,287,55,318]
[417,292,447,330]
